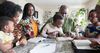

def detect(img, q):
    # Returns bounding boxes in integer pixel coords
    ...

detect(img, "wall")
[7,0,44,25]
[35,5,44,24]
[7,0,27,23]
[84,0,98,11]
[0,0,6,4]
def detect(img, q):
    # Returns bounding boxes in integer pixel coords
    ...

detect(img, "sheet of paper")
[30,43,56,53]
[28,37,46,43]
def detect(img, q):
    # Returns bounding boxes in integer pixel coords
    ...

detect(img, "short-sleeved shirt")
[85,24,100,37]
[41,23,64,37]
[0,31,14,44]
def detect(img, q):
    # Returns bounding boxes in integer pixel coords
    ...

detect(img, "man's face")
[96,10,100,18]
[60,8,67,15]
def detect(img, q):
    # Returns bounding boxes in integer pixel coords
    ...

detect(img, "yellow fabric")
[30,19,38,37]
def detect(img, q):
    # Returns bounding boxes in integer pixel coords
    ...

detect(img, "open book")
[73,40,92,49]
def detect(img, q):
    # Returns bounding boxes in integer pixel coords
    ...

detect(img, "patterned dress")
[20,16,38,39]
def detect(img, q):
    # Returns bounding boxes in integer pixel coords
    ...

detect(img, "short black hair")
[22,3,35,20]
[0,1,22,18]
[88,9,96,18]
[0,16,14,30]
[53,14,63,22]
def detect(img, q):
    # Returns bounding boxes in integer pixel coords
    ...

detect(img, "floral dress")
[20,16,38,39]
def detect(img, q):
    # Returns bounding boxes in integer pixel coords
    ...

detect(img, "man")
[95,5,100,21]
[40,5,68,34]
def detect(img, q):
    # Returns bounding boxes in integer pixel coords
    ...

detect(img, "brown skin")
[12,11,21,24]
[0,21,15,53]
[28,5,35,17]
[53,19,63,28]
[95,5,100,21]
[47,19,64,39]
[12,11,27,46]
[59,5,67,17]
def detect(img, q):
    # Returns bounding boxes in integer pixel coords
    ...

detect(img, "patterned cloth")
[20,16,39,38]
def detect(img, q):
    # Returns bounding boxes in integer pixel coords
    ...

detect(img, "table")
[14,38,74,53]
[72,40,100,53]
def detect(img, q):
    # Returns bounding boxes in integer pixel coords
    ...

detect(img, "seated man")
[41,14,65,39]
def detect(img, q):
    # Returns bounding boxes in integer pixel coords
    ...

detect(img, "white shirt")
[41,23,64,37]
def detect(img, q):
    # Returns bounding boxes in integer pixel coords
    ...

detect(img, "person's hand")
[19,38,27,46]
[3,49,16,53]
[48,31,59,36]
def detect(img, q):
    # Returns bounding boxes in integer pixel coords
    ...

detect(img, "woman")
[21,3,39,39]
[0,1,27,48]
[85,9,100,38]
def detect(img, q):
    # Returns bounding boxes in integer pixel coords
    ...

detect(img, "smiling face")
[28,5,35,16]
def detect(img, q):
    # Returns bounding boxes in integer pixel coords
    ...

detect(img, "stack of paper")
[30,43,56,53]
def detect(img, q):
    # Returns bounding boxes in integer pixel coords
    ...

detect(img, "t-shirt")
[41,23,64,37]
[85,24,100,37]
[0,31,14,44]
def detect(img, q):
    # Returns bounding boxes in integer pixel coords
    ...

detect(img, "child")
[0,16,15,53]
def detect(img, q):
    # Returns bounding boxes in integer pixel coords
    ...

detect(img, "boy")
[0,16,15,53]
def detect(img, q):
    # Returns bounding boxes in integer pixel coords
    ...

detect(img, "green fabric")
[98,0,100,5]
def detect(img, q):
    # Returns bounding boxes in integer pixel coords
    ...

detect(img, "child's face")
[90,18,98,24]
[55,19,64,28]
[7,21,14,32]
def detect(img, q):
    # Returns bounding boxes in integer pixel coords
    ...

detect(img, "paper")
[30,43,56,53]
[73,40,91,46]
[76,46,92,49]
[28,37,46,43]
[73,40,92,49]
[57,37,73,41]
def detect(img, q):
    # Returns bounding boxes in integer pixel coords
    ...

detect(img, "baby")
[0,16,15,53]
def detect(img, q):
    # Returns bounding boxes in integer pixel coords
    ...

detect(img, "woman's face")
[12,11,21,24]
[28,6,35,16]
